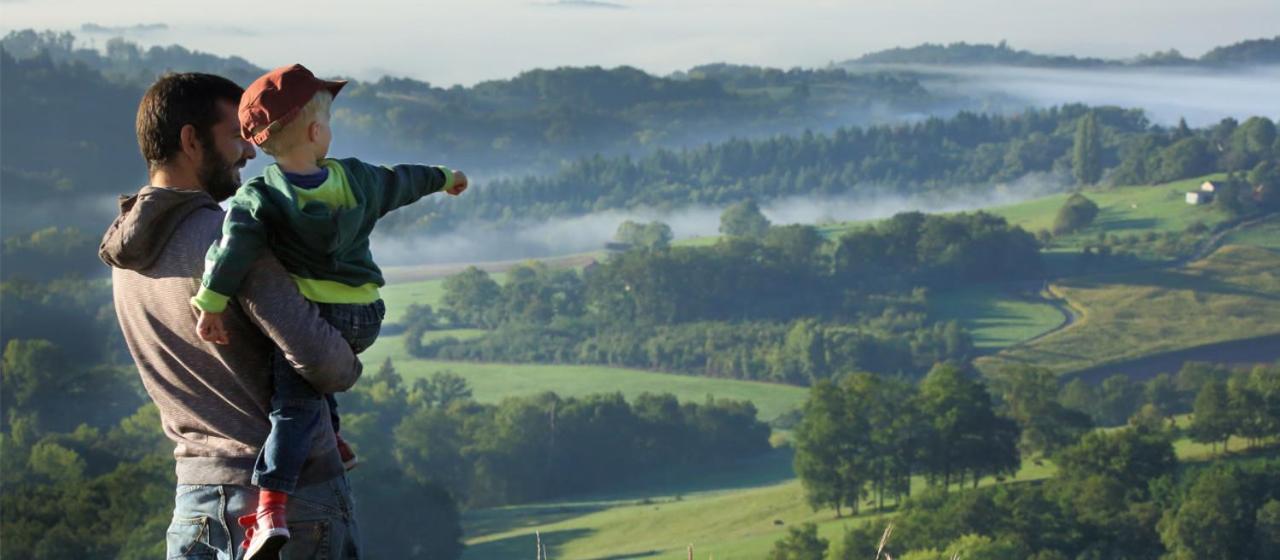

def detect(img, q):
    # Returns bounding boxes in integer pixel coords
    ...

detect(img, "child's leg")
[326,393,340,434]
[315,300,386,435]
[252,348,327,494]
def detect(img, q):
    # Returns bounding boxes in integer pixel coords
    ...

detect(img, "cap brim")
[324,79,348,98]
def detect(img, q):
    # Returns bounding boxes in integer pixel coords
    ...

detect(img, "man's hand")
[446,170,468,196]
[197,310,230,345]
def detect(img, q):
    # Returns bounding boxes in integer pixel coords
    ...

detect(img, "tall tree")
[1073,111,1103,185]
[992,365,1092,454]
[1191,380,1234,453]
[917,364,1020,490]
[794,381,854,516]
[441,267,502,328]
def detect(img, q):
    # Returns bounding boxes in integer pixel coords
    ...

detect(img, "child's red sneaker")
[336,432,359,471]
[239,490,290,560]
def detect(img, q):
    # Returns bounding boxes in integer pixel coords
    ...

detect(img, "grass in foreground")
[461,448,1056,560]
[976,244,1280,375]
[459,425,1272,560]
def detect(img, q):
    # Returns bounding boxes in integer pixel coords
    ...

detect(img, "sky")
[2,0,1279,86]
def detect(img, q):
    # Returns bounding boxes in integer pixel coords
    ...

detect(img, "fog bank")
[370,172,1070,267]
[901,64,1280,127]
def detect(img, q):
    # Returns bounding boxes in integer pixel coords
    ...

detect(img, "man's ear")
[179,124,202,161]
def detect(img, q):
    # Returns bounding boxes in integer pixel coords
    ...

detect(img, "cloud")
[80,22,169,34]
[871,63,1280,127]
[531,0,628,9]
[189,24,258,37]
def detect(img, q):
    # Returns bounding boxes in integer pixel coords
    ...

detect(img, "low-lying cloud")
[80,23,168,34]
[892,64,1280,127]
[370,171,1070,267]
[532,1,628,9]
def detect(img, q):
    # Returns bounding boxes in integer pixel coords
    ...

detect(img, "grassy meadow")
[360,332,808,422]
[977,244,1280,375]
[460,448,1058,560]
[458,426,1265,560]
[985,175,1230,242]
[1225,215,1280,251]
[811,175,1229,246]
[927,286,1065,350]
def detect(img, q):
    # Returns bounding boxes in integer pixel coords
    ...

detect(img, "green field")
[811,175,1230,245]
[928,287,1066,350]
[459,428,1261,560]
[985,175,1230,241]
[977,244,1280,375]
[1225,215,1280,251]
[461,448,1056,560]
[361,333,808,422]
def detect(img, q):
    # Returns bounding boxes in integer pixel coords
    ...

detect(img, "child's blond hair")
[256,90,333,156]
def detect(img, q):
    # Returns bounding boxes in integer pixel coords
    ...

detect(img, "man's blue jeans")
[253,300,384,492]
[165,476,361,559]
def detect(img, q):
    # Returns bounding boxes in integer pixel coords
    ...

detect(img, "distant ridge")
[847,36,1280,68]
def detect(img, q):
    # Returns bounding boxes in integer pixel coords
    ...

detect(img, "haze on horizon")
[3,0,1278,86]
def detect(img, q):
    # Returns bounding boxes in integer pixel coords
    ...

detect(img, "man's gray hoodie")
[101,185,361,486]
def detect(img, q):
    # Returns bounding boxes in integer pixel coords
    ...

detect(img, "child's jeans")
[252,300,385,493]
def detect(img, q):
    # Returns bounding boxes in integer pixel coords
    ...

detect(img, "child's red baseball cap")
[239,64,347,145]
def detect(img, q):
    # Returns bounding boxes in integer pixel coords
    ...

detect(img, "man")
[100,72,363,559]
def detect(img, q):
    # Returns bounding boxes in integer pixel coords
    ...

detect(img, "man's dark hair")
[136,73,244,171]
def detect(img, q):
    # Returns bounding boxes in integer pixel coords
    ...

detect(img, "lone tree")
[614,220,673,250]
[720,200,771,238]
[1073,111,1103,185]
[1052,193,1100,236]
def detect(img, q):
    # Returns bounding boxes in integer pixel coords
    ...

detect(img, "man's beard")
[198,138,244,202]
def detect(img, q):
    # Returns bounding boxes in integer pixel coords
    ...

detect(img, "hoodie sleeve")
[237,252,362,393]
[342,158,455,217]
[191,186,271,313]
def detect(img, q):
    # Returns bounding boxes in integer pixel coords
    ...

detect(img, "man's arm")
[192,187,270,313]
[236,252,362,393]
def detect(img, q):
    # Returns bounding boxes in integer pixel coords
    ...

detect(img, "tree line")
[408,210,1041,382]
[778,360,1280,559]
[0,29,949,189]
[348,360,771,508]
[847,36,1280,68]
[383,106,1279,235]
[792,364,1021,517]
[824,437,1279,560]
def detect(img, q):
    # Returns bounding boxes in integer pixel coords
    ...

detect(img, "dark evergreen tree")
[1072,111,1102,185]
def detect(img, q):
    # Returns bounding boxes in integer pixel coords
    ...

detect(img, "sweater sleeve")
[237,252,362,393]
[344,158,454,216]
[191,187,270,313]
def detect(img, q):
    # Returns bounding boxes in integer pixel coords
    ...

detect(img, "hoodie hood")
[99,186,220,270]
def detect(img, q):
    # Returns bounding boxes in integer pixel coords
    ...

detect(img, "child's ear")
[308,120,322,142]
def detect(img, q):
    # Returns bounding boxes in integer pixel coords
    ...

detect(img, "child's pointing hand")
[446,170,468,196]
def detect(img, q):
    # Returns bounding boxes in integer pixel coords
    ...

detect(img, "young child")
[191,63,467,559]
